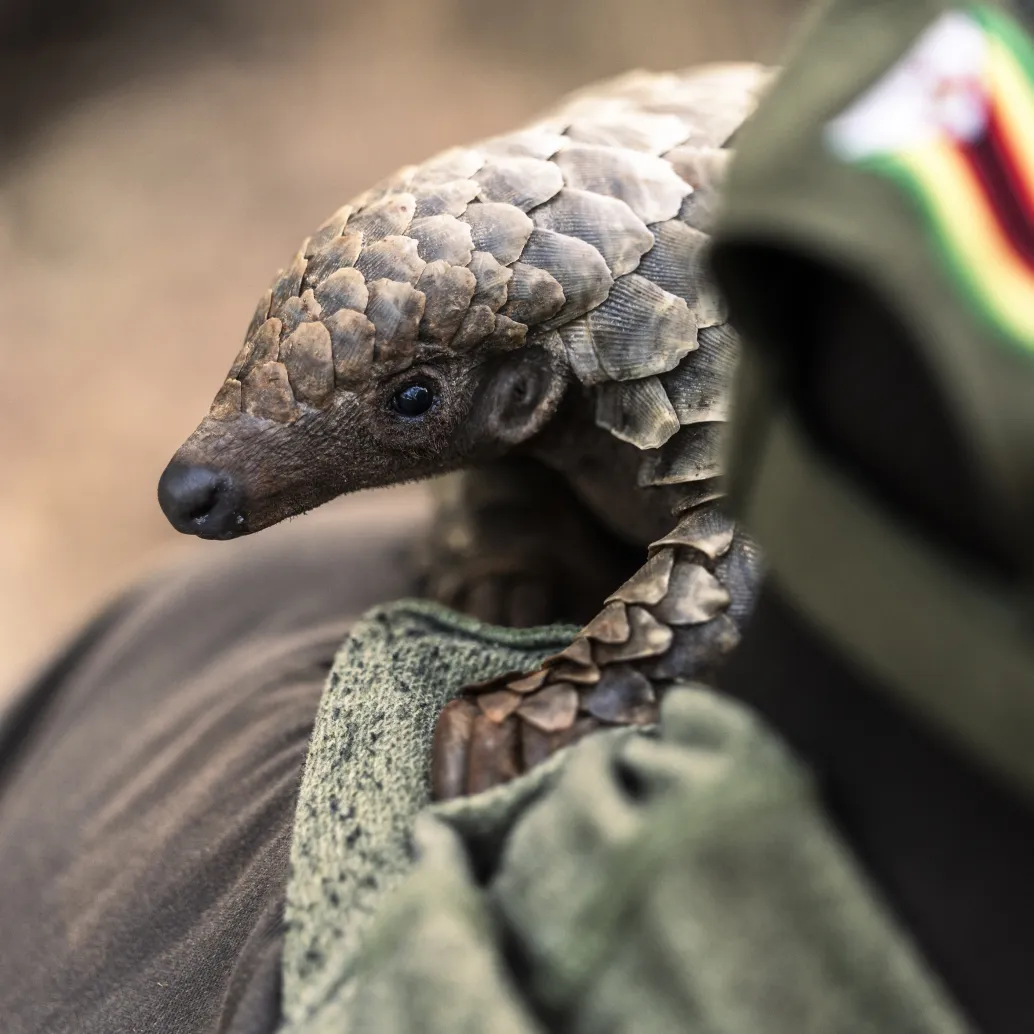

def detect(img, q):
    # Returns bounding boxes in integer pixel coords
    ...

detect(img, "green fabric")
[281,602,971,1033]
[712,0,1034,564]
[281,600,577,1030]
[709,0,1034,794]
[744,410,1034,802]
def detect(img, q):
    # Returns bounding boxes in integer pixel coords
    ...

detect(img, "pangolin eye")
[391,383,434,417]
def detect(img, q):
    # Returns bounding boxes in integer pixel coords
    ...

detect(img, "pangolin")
[158,63,770,799]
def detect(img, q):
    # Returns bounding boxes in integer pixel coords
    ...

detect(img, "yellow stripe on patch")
[902,142,1034,346]
[987,36,1034,208]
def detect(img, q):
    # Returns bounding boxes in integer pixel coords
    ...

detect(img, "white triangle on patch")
[825,11,990,162]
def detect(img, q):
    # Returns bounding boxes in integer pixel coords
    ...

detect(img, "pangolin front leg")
[416,460,642,628]
[431,499,762,799]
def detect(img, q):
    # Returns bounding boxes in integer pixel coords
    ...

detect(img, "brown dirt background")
[0,0,804,698]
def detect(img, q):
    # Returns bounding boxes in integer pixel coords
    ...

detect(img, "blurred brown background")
[0,0,804,698]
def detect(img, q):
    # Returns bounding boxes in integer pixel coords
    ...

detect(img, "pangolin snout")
[158,461,246,539]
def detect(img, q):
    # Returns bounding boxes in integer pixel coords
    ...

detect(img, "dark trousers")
[0,499,426,1034]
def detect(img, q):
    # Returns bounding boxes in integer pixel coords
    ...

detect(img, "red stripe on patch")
[960,112,1034,269]
[987,107,1034,215]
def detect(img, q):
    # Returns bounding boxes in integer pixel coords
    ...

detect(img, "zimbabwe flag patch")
[825,6,1034,352]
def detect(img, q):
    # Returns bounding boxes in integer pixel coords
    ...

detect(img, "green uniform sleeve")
[710,0,1034,801]
[714,1,1034,554]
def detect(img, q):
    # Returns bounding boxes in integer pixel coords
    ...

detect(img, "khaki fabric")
[280,602,970,1034]
[281,601,577,1029]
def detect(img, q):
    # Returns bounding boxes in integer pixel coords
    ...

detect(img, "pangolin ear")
[478,344,568,447]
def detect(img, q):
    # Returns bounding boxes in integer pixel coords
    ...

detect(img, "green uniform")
[711,0,1034,803]
[278,2,1034,1031]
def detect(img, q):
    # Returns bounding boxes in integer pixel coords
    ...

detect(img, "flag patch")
[825,6,1034,352]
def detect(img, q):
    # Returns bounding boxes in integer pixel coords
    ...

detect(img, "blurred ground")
[0,0,804,698]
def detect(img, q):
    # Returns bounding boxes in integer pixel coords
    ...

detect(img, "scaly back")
[214,63,770,489]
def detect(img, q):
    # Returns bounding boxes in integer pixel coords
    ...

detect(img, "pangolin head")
[157,162,575,539]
